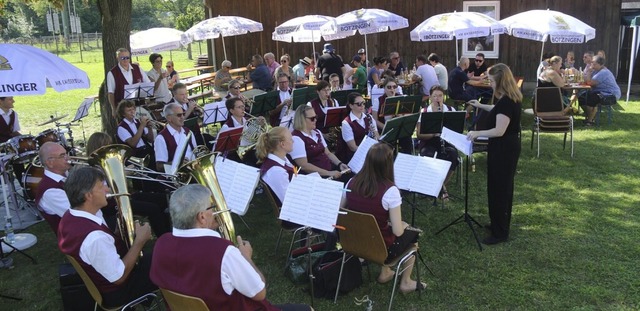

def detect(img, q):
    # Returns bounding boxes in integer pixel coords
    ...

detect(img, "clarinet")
[436,102,447,156]
[366,113,377,139]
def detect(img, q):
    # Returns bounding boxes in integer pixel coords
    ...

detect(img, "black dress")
[486,96,521,239]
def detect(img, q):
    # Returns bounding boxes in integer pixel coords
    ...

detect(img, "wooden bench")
[183,72,217,95]
[188,89,221,104]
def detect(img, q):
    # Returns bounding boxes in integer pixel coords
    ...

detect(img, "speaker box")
[59,263,95,311]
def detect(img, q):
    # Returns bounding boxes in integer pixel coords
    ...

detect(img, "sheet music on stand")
[347,136,378,173]
[214,157,260,216]
[279,174,344,232]
[393,153,451,197]
[203,102,228,125]
[279,111,295,131]
[441,127,473,156]
[124,82,155,99]
[72,98,94,122]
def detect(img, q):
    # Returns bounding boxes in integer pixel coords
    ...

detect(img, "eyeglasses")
[230,86,241,89]
[119,56,131,60]
[352,101,366,106]
[234,105,245,110]
[475,59,483,62]
[47,153,68,160]
[392,57,399,60]
[306,116,317,122]
[281,60,288,63]
[166,65,172,68]
[171,113,186,118]
[330,80,340,84]
[386,85,397,89]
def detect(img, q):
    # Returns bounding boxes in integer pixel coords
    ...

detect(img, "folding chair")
[160,288,209,311]
[531,87,574,157]
[65,255,157,311]
[334,209,420,311]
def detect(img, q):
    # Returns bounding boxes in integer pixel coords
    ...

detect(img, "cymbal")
[38,114,69,126]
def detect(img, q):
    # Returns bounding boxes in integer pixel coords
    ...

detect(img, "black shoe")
[482,236,508,245]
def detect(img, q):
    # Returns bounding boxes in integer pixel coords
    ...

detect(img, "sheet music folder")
[279,174,343,232]
[393,153,451,197]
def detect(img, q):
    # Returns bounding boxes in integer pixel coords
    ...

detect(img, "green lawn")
[1,46,639,310]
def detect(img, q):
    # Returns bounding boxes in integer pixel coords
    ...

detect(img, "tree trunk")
[97,0,132,137]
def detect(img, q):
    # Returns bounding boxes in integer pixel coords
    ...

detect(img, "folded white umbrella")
[130,27,185,56]
[0,43,90,96]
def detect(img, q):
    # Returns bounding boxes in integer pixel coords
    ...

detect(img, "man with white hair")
[214,60,234,91]
[106,48,150,117]
[264,52,279,77]
[153,103,198,172]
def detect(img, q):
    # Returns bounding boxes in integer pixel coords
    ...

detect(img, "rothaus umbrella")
[0,43,90,96]
[181,15,263,60]
[273,15,342,58]
[410,11,505,61]
[320,8,409,64]
[499,9,596,61]
[130,27,185,57]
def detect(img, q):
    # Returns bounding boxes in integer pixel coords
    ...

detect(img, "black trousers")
[101,249,157,309]
[486,135,520,239]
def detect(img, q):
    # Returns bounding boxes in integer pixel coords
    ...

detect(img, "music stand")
[213,127,243,156]
[251,90,280,118]
[381,95,422,117]
[203,102,228,126]
[330,90,353,106]
[442,111,466,134]
[72,98,94,122]
[380,113,420,145]
[323,107,347,129]
[292,87,311,111]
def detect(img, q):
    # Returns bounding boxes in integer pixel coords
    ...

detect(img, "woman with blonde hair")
[341,142,425,293]
[467,63,522,245]
[256,126,295,204]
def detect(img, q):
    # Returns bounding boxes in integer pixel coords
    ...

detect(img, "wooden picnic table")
[177,66,214,75]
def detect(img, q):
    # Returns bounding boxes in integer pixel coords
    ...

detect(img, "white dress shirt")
[261,153,294,203]
[154,125,197,164]
[117,118,149,148]
[106,63,150,94]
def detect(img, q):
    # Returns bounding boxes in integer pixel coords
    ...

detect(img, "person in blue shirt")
[578,55,621,126]
[245,54,272,91]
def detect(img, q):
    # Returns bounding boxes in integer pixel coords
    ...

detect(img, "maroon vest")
[110,63,144,108]
[309,98,335,133]
[158,127,193,162]
[346,181,396,247]
[270,89,293,127]
[35,173,64,234]
[292,129,331,171]
[150,234,279,311]
[117,119,150,146]
[0,111,16,143]
[336,114,371,163]
[58,210,128,293]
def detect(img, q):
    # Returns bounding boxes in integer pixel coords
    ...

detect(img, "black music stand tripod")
[435,153,483,251]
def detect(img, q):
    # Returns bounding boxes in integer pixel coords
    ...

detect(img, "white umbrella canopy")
[410,11,505,60]
[181,15,263,60]
[130,27,185,56]
[0,43,90,96]
[499,9,596,60]
[273,15,337,43]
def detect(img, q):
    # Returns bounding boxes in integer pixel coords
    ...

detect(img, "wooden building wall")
[203,0,621,82]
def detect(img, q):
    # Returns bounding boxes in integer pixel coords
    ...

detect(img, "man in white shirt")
[146,53,172,103]
[106,48,150,118]
[413,54,440,101]
[154,103,198,172]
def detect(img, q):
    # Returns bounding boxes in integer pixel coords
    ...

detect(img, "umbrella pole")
[364,33,368,69]
[222,35,227,60]
[627,26,638,102]
[540,41,545,62]
[456,40,459,63]
[312,30,316,60]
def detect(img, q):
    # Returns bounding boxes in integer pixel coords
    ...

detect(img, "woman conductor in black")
[466,63,522,245]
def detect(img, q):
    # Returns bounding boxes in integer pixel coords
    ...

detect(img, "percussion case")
[59,263,94,310]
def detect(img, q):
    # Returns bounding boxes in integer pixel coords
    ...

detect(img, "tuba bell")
[178,152,236,244]
[89,144,139,255]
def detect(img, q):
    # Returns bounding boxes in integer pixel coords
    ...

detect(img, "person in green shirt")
[351,55,367,93]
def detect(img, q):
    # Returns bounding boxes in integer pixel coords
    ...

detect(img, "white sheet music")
[279,111,295,131]
[280,174,343,232]
[214,157,260,216]
[441,127,473,156]
[203,102,228,125]
[393,153,451,197]
[72,98,94,122]
[347,136,377,173]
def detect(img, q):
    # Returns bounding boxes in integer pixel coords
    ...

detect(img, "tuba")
[178,153,236,244]
[89,144,139,255]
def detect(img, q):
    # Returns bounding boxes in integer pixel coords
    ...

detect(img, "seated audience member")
[413,54,439,100]
[154,103,198,172]
[245,54,273,92]
[367,56,389,88]
[341,143,425,293]
[467,52,488,80]
[289,105,349,179]
[292,57,312,82]
[165,60,179,89]
[58,166,157,309]
[256,127,295,205]
[214,60,234,92]
[306,80,338,133]
[538,56,573,113]
[388,51,405,77]
[428,53,448,91]
[115,100,155,162]
[578,55,621,126]
[415,86,460,201]
[564,51,575,69]
[336,92,379,163]
[274,54,295,86]
[448,57,480,101]
[150,184,313,311]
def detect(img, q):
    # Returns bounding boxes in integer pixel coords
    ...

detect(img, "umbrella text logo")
[0,55,12,70]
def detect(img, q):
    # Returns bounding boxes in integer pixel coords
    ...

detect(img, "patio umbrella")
[320,8,409,63]
[130,27,185,56]
[499,9,596,61]
[0,43,90,96]
[181,15,263,60]
[273,15,341,58]
[410,11,505,62]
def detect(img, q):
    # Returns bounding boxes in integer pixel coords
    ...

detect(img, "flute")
[326,168,351,180]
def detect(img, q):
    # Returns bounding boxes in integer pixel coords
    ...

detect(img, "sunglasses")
[281,60,288,63]
[306,116,317,122]
[166,65,172,68]
[119,56,131,60]
[386,85,397,89]
[172,113,186,118]
[475,59,483,62]
[230,86,241,89]
[352,101,366,106]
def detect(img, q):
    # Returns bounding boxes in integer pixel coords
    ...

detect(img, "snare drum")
[36,129,60,146]
[22,164,44,201]
[0,141,15,155]
[9,135,38,163]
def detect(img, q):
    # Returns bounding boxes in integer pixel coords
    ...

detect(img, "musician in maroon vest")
[116,100,155,162]
[35,142,73,233]
[256,127,295,205]
[289,105,348,180]
[342,143,425,294]
[58,166,156,309]
[0,96,25,182]
[154,103,197,172]
[306,80,338,133]
[336,92,379,163]
[167,83,213,149]
[106,48,150,118]
[150,184,312,311]
[269,74,293,127]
